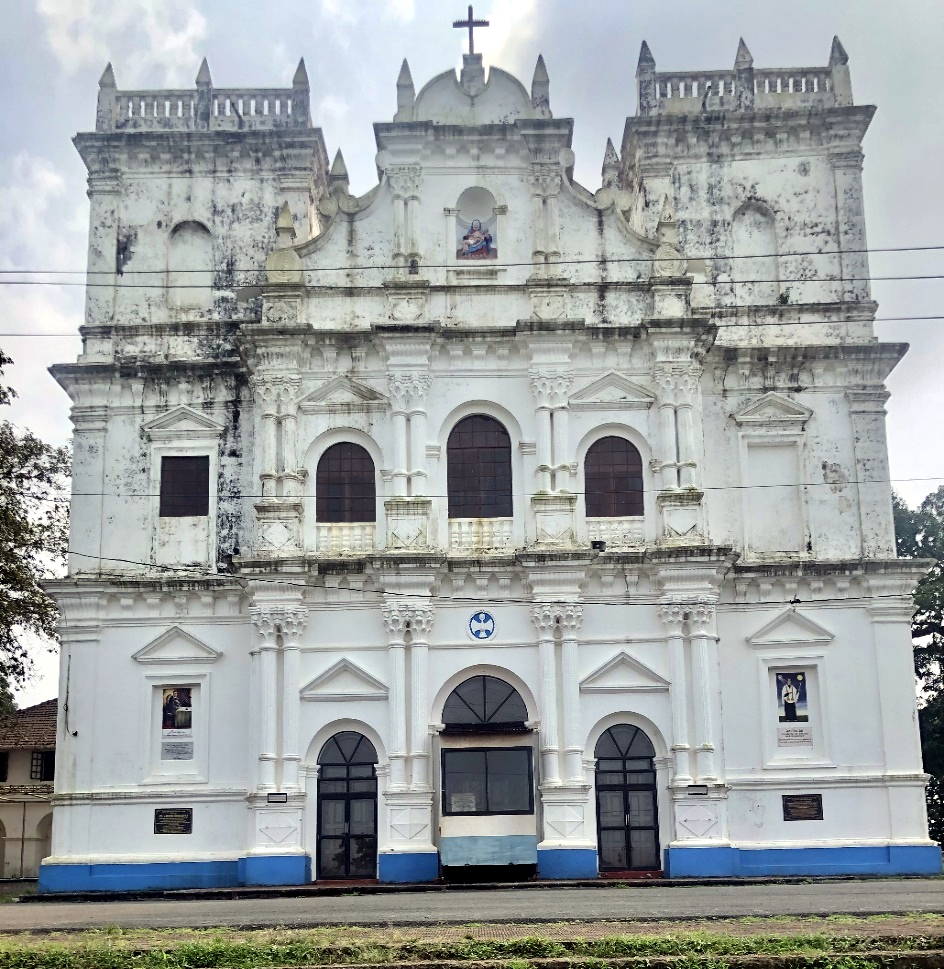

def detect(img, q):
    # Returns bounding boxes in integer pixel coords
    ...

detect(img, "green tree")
[0,351,70,692]
[893,487,944,841]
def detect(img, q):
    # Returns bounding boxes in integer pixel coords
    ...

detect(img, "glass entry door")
[594,725,660,871]
[316,731,378,879]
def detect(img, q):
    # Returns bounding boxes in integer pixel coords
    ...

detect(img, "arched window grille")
[585,437,644,517]
[447,415,512,519]
[316,442,376,523]
[442,675,528,733]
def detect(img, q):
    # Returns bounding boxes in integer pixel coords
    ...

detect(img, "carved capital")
[382,601,435,639]
[529,166,561,197]
[529,369,573,408]
[653,363,701,405]
[386,370,432,411]
[688,596,717,636]
[280,606,310,641]
[558,602,584,633]
[530,603,557,635]
[530,601,582,634]
[657,600,686,635]
[249,607,279,646]
[382,603,409,639]
[251,375,300,413]
[387,165,423,199]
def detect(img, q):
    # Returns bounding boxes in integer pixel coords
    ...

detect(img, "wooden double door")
[594,724,660,872]
[316,731,378,880]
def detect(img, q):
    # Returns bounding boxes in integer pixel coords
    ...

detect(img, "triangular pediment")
[300,658,388,701]
[733,392,813,426]
[746,608,834,649]
[132,626,222,665]
[298,376,388,412]
[570,372,655,411]
[580,651,670,693]
[142,405,225,440]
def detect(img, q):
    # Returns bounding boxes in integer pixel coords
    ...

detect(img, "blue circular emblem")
[468,611,496,641]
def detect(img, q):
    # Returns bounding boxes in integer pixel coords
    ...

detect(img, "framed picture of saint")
[161,686,195,761]
[775,671,813,748]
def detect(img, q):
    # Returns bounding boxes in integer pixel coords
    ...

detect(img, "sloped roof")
[0,699,57,749]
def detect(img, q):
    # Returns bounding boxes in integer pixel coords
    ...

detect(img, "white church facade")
[40,28,941,891]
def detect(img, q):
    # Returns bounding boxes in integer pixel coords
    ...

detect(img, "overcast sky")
[1,0,942,704]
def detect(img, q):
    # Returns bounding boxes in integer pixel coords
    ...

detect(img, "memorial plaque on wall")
[782,794,823,821]
[154,808,193,834]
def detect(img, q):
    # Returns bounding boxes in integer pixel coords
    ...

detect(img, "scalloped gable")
[570,372,655,411]
[132,626,222,664]
[300,658,389,701]
[413,67,535,125]
[298,375,388,413]
[733,392,813,426]
[142,405,225,440]
[746,608,834,649]
[579,651,670,693]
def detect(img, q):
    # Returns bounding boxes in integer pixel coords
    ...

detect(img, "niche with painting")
[455,187,498,260]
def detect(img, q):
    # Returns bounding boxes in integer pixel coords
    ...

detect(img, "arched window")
[316,443,376,523]
[585,437,644,517]
[447,415,512,518]
[168,221,213,310]
[443,675,528,733]
[731,201,779,305]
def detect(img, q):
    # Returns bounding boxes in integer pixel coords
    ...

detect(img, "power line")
[2,242,944,276]
[19,474,944,504]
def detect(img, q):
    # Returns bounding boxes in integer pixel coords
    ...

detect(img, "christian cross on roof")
[453,5,489,55]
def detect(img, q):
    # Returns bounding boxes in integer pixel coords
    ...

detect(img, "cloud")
[387,0,415,22]
[481,0,538,71]
[317,94,350,122]
[35,0,207,86]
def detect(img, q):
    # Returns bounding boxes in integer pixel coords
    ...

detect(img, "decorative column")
[675,365,701,490]
[688,597,719,784]
[387,166,422,275]
[385,370,433,549]
[847,391,897,558]
[528,367,576,546]
[407,373,432,497]
[543,175,562,267]
[249,608,279,790]
[382,603,409,790]
[408,605,436,791]
[658,600,693,785]
[84,171,121,328]
[529,167,562,273]
[829,149,870,302]
[559,603,585,783]
[531,604,561,786]
[529,180,547,272]
[280,606,309,791]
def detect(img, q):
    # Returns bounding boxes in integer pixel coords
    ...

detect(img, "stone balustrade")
[315,522,376,555]
[586,516,644,548]
[448,517,514,552]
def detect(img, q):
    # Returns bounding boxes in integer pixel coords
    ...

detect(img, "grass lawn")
[0,914,942,968]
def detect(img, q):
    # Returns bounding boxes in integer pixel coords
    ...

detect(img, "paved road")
[2,879,944,931]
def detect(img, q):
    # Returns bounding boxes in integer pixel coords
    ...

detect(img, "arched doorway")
[594,724,660,872]
[316,731,378,880]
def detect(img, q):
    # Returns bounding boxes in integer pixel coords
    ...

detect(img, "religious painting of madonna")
[455,186,498,260]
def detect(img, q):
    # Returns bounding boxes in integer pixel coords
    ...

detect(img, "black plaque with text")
[782,794,823,821]
[154,808,193,834]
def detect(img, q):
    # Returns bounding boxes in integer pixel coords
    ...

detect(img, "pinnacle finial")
[276,201,295,235]
[734,38,753,70]
[99,63,116,89]
[397,58,413,88]
[395,58,415,121]
[531,54,551,116]
[637,40,655,73]
[196,57,212,86]
[330,149,348,179]
[293,57,309,87]
[829,36,849,67]
[659,195,676,224]
[603,138,620,169]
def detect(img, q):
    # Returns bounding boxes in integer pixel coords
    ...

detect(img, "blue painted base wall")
[378,851,439,883]
[241,854,311,886]
[664,845,943,878]
[39,860,241,893]
[537,848,597,879]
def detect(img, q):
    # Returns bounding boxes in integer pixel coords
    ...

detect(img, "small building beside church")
[40,23,940,891]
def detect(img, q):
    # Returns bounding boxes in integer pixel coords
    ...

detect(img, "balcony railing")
[449,518,514,552]
[315,522,375,555]
[586,516,645,548]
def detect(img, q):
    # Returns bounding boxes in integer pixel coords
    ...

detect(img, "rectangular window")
[0,752,8,782]
[442,746,533,815]
[745,442,803,553]
[159,456,209,517]
[30,750,54,781]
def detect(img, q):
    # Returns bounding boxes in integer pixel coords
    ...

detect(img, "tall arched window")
[585,437,644,517]
[168,221,213,310]
[316,443,376,523]
[447,415,512,518]
[731,201,779,305]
